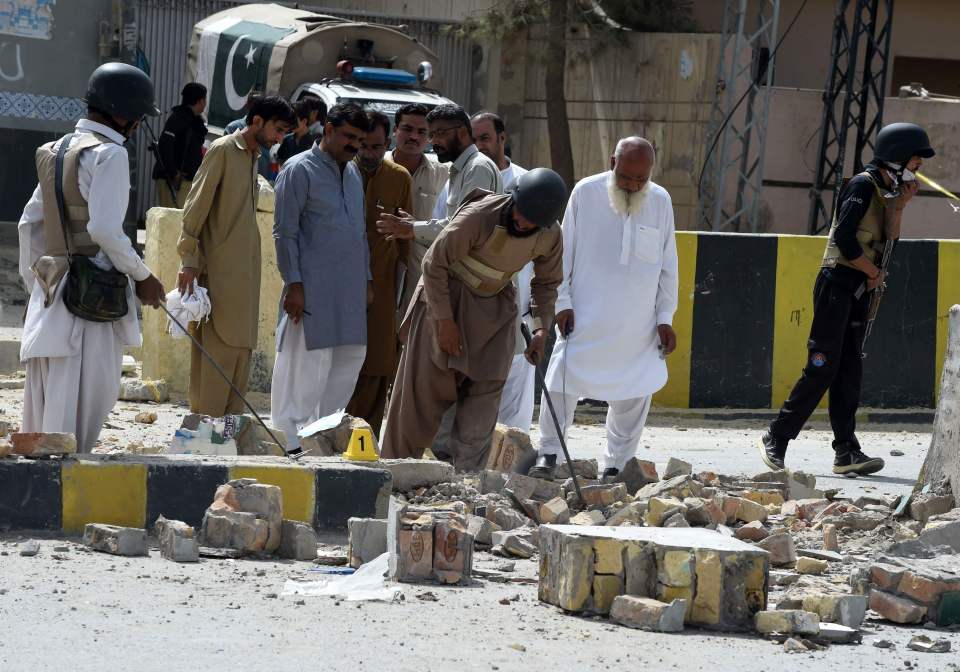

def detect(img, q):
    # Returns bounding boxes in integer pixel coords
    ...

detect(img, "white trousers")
[22,321,123,453]
[537,392,651,471]
[497,353,536,431]
[270,318,366,451]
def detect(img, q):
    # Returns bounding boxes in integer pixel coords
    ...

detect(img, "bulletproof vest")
[35,132,111,258]
[821,172,886,269]
[448,191,537,298]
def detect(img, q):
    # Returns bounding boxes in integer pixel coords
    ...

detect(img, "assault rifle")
[855,238,895,358]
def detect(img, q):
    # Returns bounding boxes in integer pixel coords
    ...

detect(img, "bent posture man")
[381,169,566,471]
[19,63,165,452]
[759,123,934,476]
[528,138,679,482]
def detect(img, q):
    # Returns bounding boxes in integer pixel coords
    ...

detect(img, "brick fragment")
[822,523,839,552]
[616,458,658,494]
[796,557,828,575]
[570,510,606,526]
[610,596,686,632]
[662,457,692,480]
[11,432,76,457]
[84,523,147,557]
[734,520,769,542]
[734,497,768,523]
[155,515,199,562]
[756,533,796,567]
[579,483,628,507]
[868,589,926,624]
[755,609,820,635]
[279,519,317,561]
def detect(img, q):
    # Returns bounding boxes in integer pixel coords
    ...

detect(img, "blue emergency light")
[352,67,418,86]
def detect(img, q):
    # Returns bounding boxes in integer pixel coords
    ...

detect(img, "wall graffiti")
[0,0,56,40]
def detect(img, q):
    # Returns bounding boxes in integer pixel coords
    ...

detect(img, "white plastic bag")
[281,553,400,602]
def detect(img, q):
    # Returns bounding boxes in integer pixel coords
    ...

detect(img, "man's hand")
[867,269,886,291]
[555,309,575,338]
[367,281,375,306]
[283,282,306,324]
[177,267,199,296]
[436,318,462,356]
[657,324,677,356]
[136,274,165,309]
[899,180,919,206]
[376,209,415,241]
[524,328,547,365]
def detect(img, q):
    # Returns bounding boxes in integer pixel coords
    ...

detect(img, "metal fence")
[131,0,476,221]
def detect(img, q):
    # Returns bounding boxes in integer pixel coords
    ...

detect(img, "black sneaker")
[600,467,620,485]
[832,438,884,476]
[758,431,788,471]
[527,454,557,480]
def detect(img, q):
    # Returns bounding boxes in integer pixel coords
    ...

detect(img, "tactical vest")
[821,172,886,269]
[35,133,110,258]
[448,192,534,298]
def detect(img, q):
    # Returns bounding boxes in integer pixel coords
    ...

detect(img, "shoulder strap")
[54,133,75,260]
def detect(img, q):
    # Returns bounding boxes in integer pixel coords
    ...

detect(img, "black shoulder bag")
[55,134,129,322]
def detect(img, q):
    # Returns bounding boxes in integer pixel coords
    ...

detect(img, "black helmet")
[509,168,568,229]
[874,122,935,163]
[84,62,160,121]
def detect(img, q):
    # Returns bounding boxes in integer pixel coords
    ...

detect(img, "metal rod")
[159,303,292,458]
[520,323,585,506]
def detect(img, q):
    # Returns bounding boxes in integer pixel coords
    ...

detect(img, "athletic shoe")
[758,431,788,471]
[832,438,884,476]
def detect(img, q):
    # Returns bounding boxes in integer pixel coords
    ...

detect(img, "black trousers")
[770,269,869,442]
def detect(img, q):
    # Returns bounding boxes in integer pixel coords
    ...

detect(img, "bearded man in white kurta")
[528,137,679,482]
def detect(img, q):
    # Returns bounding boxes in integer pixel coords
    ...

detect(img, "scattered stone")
[579,483,628,507]
[663,512,690,528]
[662,457,692,480]
[296,413,374,456]
[279,520,317,561]
[801,594,867,629]
[83,524,148,557]
[734,497,768,524]
[539,497,570,525]
[609,596,686,632]
[555,458,599,480]
[815,622,861,644]
[823,510,886,531]
[486,505,527,531]
[908,494,955,524]
[605,500,647,527]
[479,470,508,495]
[782,637,809,653]
[201,479,283,553]
[636,475,703,501]
[734,521,769,542]
[19,540,40,557]
[822,523,839,552]
[797,548,843,563]
[10,432,76,457]
[786,472,823,500]
[465,515,500,547]
[155,516,199,562]
[491,530,537,559]
[873,639,895,649]
[889,449,905,457]
[135,411,158,424]
[486,425,535,473]
[539,526,768,628]
[348,517,387,568]
[907,634,951,653]
[616,458,659,494]
[770,570,801,586]
[796,556,828,575]
[757,533,797,567]
[868,589,926,624]
[387,498,473,585]
[314,552,348,566]
[755,609,820,636]
[570,510,606,526]
[118,378,169,402]
[384,460,455,493]
[645,497,686,527]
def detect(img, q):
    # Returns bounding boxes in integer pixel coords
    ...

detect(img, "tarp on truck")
[187,3,442,128]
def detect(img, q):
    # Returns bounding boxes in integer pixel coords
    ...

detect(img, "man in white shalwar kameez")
[528,138,678,481]
[18,63,165,453]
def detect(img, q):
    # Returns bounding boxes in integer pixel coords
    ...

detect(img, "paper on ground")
[281,552,400,602]
[297,410,346,439]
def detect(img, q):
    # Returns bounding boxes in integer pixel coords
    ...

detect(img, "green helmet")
[84,62,160,121]
[509,168,568,229]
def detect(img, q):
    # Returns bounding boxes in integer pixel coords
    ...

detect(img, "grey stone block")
[83,524,148,557]
[279,519,317,561]
[155,515,199,562]
[348,517,387,567]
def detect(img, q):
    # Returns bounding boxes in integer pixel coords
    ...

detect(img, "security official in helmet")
[19,63,165,453]
[381,168,567,470]
[760,123,935,476]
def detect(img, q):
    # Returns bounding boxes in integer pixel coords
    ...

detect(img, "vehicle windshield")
[338,98,409,117]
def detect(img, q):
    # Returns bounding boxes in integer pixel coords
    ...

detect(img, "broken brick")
[868,589,926,624]
[610,595,686,632]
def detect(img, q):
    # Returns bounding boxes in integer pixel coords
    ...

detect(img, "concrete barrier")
[0,454,392,534]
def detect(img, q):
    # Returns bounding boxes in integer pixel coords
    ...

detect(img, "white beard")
[607,174,649,217]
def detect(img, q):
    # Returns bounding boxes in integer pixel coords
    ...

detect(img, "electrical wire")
[697,0,811,202]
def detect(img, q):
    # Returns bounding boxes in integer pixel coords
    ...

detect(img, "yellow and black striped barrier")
[0,454,392,534]
[653,232,959,409]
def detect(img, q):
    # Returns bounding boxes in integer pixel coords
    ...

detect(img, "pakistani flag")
[196,18,294,129]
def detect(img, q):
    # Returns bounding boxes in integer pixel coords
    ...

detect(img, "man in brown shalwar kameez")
[381,168,568,470]
[346,111,413,433]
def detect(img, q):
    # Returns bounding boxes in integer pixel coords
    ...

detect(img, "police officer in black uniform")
[759,123,935,476]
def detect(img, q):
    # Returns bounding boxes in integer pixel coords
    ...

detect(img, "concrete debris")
[822,523,840,552]
[756,533,797,567]
[797,548,843,563]
[465,514,500,547]
[491,530,537,559]
[615,458,659,493]
[755,609,820,636]
[200,478,283,554]
[348,517,387,568]
[868,589,927,624]
[663,512,690,528]
[636,475,703,501]
[485,424,535,473]
[279,520,317,561]
[782,637,809,653]
[908,494,955,524]
[795,556,828,575]
[382,460,455,493]
[387,498,473,585]
[11,432,76,457]
[539,497,570,525]
[734,497,768,524]
[83,523,148,557]
[907,635,952,653]
[118,378,169,402]
[662,457,692,480]
[19,540,40,556]
[821,510,887,531]
[867,555,960,626]
[605,501,647,527]
[135,411,158,424]
[734,521,769,542]
[800,594,867,629]
[578,483,628,508]
[570,510,606,526]
[554,458,599,480]
[645,497,686,527]
[539,526,768,630]
[299,413,375,456]
[609,595,686,632]
[155,515,199,562]
[815,622,862,644]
